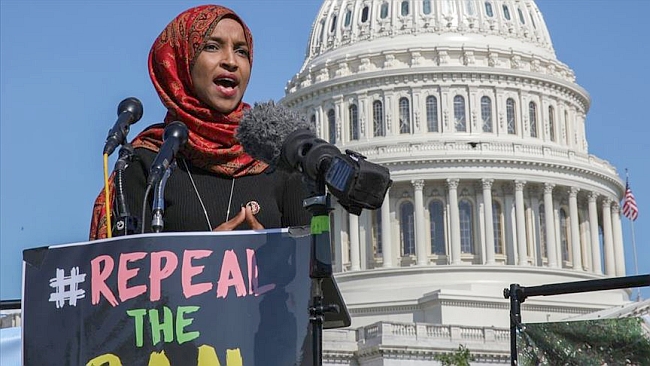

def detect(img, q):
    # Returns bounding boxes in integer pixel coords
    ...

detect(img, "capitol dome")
[282,1,630,363]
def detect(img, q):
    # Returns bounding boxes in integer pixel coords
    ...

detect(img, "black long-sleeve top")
[115,148,312,235]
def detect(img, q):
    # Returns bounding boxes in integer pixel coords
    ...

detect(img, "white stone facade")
[282,0,630,364]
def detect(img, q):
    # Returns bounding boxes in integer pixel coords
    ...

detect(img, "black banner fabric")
[22,229,313,366]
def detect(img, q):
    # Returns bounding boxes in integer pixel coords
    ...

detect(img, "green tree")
[434,344,473,366]
[517,317,650,366]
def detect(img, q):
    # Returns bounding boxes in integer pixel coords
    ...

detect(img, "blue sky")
[1,0,649,302]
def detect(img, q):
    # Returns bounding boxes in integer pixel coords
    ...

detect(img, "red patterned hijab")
[90,5,265,240]
[133,4,266,176]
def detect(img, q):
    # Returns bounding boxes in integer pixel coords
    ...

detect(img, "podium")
[22,229,350,366]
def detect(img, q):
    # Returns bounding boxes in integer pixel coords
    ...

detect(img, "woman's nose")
[220,49,237,71]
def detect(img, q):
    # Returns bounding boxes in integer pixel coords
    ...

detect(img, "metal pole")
[504,284,522,366]
[629,220,641,301]
[520,274,650,301]
[0,299,21,310]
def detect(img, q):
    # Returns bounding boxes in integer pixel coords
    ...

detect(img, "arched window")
[481,96,493,133]
[548,106,556,142]
[361,6,369,23]
[539,203,547,258]
[454,95,467,132]
[399,97,411,134]
[373,100,385,137]
[426,96,438,132]
[529,11,537,28]
[485,1,494,17]
[560,208,570,262]
[349,104,359,140]
[327,108,336,144]
[401,1,410,16]
[373,209,382,255]
[493,200,504,254]
[517,8,526,24]
[380,2,389,19]
[318,20,326,44]
[459,199,474,254]
[310,114,316,127]
[423,0,432,15]
[330,15,338,33]
[506,98,517,134]
[502,5,511,20]
[529,101,538,138]
[400,202,415,256]
[344,9,352,27]
[429,200,445,255]
[564,110,571,145]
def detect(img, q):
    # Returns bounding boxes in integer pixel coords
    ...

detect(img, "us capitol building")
[282,0,634,364]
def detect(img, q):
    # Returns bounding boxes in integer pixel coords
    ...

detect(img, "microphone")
[147,121,189,187]
[103,97,144,156]
[151,162,174,233]
[236,100,315,169]
[237,101,392,215]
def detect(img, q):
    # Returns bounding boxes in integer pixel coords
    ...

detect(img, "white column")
[568,187,582,270]
[349,213,361,271]
[588,192,602,274]
[333,205,347,271]
[611,203,626,276]
[413,180,428,266]
[602,198,615,276]
[381,189,393,268]
[515,180,528,266]
[543,184,558,268]
[359,210,370,270]
[530,188,541,266]
[447,178,462,264]
[482,179,496,264]
[504,185,516,265]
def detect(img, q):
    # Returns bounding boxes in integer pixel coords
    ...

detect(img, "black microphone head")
[103,97,144,155]
[237,100,315,167]
[163,121,189,145]
[117,97,144,124]
[147,121,188,187]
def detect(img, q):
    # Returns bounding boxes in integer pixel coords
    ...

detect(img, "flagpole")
[624,169,641,301]
[629,219,641,301]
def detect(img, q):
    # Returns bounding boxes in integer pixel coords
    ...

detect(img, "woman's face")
[191,18,251,114]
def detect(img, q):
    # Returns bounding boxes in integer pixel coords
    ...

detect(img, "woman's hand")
[212,205,264,231]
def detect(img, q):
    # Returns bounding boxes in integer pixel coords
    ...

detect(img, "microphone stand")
[303,177,340,366]
[151,162,175,233]
[113,143,139,236]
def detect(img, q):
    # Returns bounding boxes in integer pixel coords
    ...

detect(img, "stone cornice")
[284,68,589,112]
[351,149,623,196]
[347,297,601,317]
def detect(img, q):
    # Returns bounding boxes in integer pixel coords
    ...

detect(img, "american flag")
[622,180,639,221]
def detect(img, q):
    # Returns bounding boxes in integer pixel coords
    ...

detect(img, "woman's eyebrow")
[205,35,248,47]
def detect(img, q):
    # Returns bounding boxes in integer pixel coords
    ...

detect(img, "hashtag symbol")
[48,267,87,309]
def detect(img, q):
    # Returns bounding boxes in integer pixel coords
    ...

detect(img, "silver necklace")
[182,159,237,230]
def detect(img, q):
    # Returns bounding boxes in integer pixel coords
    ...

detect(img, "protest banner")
[22,229,313,366]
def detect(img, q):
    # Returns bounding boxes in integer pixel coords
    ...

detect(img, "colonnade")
[332,178,626,276]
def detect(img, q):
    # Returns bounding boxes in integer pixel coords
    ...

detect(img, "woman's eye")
[203,43,219,51]
[236,48,250,58]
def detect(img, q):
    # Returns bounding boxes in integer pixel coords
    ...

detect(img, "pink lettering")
[246,249,275,296]
[90,255,118,306]
[118,252,147,302]
[182,250,213,298]
[216,250,247,298]
[150,251,178,301]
